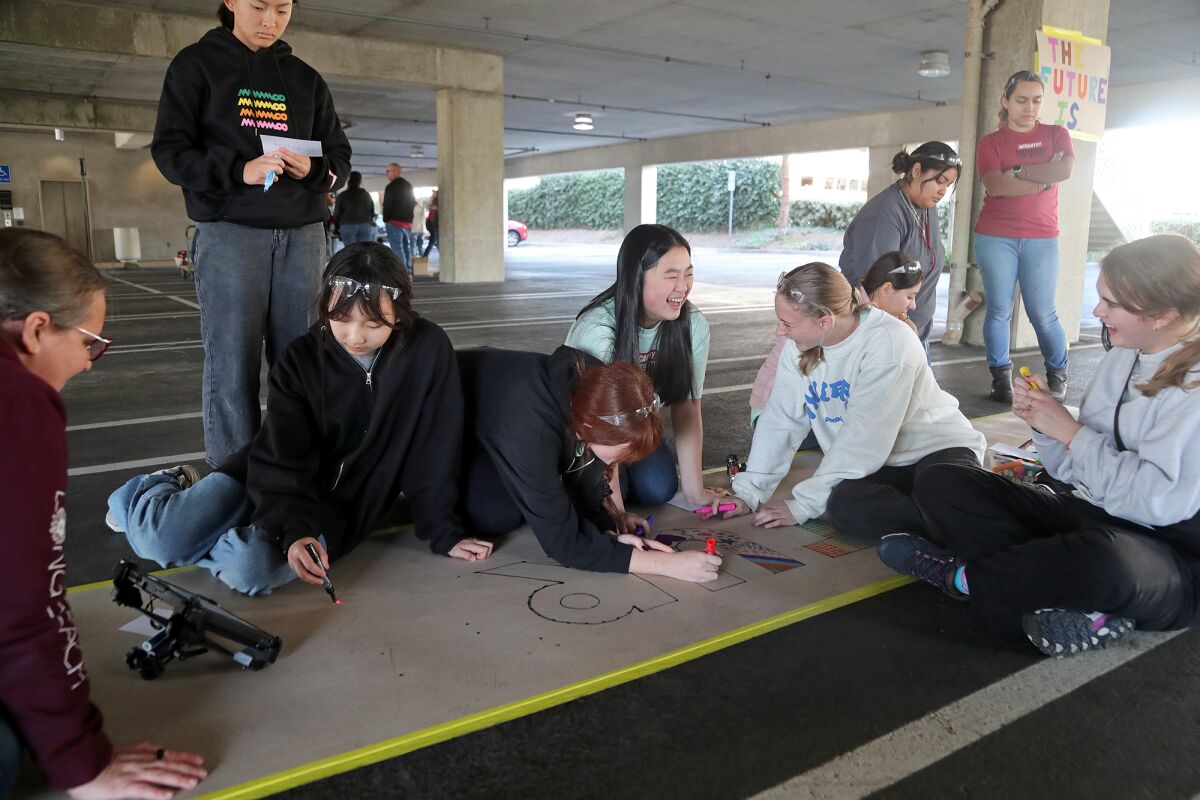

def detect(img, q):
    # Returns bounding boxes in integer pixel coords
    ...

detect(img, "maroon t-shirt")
[0,338,112,789]
[975,122,1074,239]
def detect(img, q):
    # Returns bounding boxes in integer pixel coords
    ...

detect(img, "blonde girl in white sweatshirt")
[724,262,984,534]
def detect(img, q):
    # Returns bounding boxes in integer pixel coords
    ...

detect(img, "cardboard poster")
[1035,26,1111,142]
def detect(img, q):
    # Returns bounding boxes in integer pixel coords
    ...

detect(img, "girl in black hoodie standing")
[152,1,352,468]
[107,243,490,596]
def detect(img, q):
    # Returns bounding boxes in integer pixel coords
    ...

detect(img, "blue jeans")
[339,223,376,246]
[0,710,20,799]
[193,221,326,467]
[385,224,413,272]
[619,440,679,506]
[975,233,1068,371]
[108,471,308,595]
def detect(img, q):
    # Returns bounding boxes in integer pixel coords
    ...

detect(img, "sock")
[952,565,970,596]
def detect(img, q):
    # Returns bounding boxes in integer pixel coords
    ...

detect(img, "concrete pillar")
[436,89,505,283]
[867,144,904,198]
[623,164,658,233]
[962,0,1110,351]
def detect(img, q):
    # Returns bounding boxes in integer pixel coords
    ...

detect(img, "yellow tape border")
[195,574,913,799]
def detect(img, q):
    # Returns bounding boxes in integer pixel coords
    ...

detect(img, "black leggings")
[458,445,523,535]
[825,447,980,538]
[914,463,1200,637]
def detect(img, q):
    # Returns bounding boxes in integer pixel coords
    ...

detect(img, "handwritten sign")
[1036,26,1111,142]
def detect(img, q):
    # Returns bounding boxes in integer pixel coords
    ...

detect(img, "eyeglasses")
[887,259,923,276]
[598,393,663,426]
[75,326,112,361]
[329,276,401,300]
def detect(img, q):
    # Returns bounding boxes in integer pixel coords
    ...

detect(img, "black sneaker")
[989,365,1013,403]
[1021,609,1135,657]
[1046,368,1068,401]
[877,533,966,601]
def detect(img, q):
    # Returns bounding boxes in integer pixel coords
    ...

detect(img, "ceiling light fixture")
[54,128,65,141]
[572,112,594,131]
[917,51,950,78]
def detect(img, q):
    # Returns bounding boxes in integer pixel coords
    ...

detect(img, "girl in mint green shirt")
[566,224,729,514]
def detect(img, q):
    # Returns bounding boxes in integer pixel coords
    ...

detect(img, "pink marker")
[696,503,737,518]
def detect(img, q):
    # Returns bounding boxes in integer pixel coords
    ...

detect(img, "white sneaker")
[105,509,124,533]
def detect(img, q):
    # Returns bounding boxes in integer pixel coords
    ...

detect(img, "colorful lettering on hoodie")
[237,87,290,131]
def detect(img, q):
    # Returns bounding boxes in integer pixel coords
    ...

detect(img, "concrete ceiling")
[1,0,1197,176]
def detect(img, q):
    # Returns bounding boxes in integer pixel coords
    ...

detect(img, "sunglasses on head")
[329,276,401,300]
[75,326,112,361]
[1005,70,1042,93]
[776,270,834,316]
[598,393,663,427]
[887,259,923,276]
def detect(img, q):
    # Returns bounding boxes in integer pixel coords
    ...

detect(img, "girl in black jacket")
[458,347,722,582]
[152,1,353,468]
[107,243,489,596]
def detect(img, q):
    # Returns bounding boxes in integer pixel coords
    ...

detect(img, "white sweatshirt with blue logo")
[732,308,985,524]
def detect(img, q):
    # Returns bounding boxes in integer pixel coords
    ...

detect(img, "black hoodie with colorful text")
[152,26,352,229]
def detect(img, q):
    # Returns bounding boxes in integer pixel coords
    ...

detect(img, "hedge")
[1151,217,1200,242]
[508,161,957,241]
[508,159,781,232]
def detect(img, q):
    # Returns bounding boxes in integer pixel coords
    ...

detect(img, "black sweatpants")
[825,446,980,538]
[913,463,1200,637]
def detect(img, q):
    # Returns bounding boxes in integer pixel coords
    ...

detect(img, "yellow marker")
[1019,366,1040,390]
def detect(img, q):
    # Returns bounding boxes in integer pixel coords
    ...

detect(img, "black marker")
[304,542,340,604]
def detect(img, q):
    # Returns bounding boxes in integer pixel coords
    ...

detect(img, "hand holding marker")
[1019,366,1039,390]
[696,503,737,519]
[304,542,340,605]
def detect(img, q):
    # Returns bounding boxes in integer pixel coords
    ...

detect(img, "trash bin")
[113,227,141,267]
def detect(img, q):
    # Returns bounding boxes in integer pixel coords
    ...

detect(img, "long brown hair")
[0,229,107,327]
[777,262,865,375]
[1102,234,1200,396]
[570,360,663,524]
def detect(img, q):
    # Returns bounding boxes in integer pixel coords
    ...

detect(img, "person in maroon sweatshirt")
[0,229,206,799]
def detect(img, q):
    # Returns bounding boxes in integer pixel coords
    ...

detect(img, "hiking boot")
[877,533,966,601]
[155,464,200,489]
[989,365,1013,403]
[1021,609,1135,657]
[1046,368,1068,401]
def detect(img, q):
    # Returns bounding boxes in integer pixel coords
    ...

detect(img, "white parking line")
[68,452,208,477]
[107,274,201,311]
[752,630,1182,799]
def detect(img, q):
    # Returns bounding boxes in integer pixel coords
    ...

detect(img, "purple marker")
[634,515,653,537]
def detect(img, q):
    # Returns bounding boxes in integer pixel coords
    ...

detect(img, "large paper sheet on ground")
[17,414,1031,798]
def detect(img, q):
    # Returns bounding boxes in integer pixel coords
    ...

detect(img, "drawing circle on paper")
[560,593,601,610]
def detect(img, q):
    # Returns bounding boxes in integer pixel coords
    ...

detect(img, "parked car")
[507,219,528,247]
